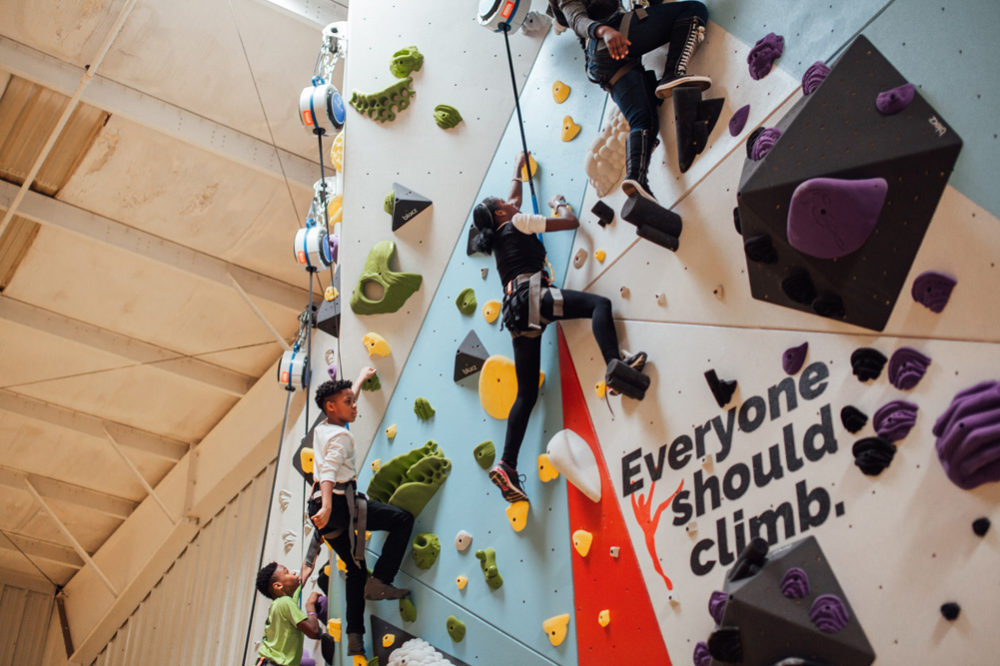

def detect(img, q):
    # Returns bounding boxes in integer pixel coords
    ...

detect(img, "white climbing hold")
[546,429,601,502]
[282,530,297,554]
[655,292,666,306]
[609,546,620,558]
[619,286,630,298]
[455,530,473,551]
[573,248,587,269]
[278,489,293,511]
[713,284,725,300]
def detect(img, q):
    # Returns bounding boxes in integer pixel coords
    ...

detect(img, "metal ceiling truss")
[0,529,83,569]
[0,465,137,520]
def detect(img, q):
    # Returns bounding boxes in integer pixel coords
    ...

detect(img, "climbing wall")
[317,0,1000,664]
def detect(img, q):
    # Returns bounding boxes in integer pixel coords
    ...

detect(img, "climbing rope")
[500,23,539,215]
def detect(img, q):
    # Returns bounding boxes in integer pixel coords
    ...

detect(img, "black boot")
[621,129,658,203]
[656,16,712,99]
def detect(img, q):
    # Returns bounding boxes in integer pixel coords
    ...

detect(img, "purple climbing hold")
[300,653,316,666]
[873,400,919,442]
[802,61,831,95]
[327,362,338,380]
[328,233,340,264]
[876,82,916,115]
[729,104,751,136]
[853,436,896,475]
[693,641,711,666]
[810,594,850,633]
[747,32,784,80]
[786,177,888,259]
[933,380,1000,490]
[912,270,957,313]
[750,127,781,160]
[780,567,811,599]
[708,590,728,624]
[888,347,931,390]
[782,342,809,375]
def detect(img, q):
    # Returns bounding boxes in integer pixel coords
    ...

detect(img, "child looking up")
[254,562,322,666]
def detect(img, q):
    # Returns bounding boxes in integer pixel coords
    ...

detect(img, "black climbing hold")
[972,517,990,537]
[707,626,743,663]
[744,234,778,263]
[454,330,489,382]
[840,406,868,434]
[729,537,769,582]
[812,291,845,319]
[606,358,650,400]
[732,206,742,234]
[592,200,615,227]
[851,347,888,381]
[704,369,738,408]
[390,182,432,231]
[745,126,766,159]
[852,436,895,475]
[781,268,817,305]
[940,602,961,621]
[636,223,679,252]
[621,194,683,251]
[674,86,725,173]
[315,265,342,338]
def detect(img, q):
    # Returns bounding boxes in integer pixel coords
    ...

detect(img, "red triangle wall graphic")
[557,325,672,665]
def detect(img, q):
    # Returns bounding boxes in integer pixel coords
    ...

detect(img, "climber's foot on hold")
[606,355,651,400]
[489,461,529,503]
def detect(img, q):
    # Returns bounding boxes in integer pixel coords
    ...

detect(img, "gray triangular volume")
[454,329,489,382]
[315,265,341,338]
[392,182,433,231]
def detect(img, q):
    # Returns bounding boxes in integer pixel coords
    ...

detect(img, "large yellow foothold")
[327,194,343,226]
[552,80,570,104]
[537,454,560,482]
[479,355,545,419]
[330,130,344,172]
[594,250,607,263]
[482,299,501,324]
[382,633,395,648]
[362,332,391,357]
[385,424,397,439]
[598,609,611,627]
[352,656,367,666]
[595,380,607,399]
[328,618,342,642]
[505,500,530,532]
[543,613,571,646]
[519,154,539,182]
[456,575,468,590]
[572,529,593,557]
[561,115,581,142]
[300,447,314,475]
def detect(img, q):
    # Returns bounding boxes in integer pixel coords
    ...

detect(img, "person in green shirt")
[255,562,322,666]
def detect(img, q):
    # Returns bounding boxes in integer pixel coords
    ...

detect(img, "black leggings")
[501,288,619,468]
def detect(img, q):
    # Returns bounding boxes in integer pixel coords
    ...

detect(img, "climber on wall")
[472,152,648,504]
[550,0,711,201]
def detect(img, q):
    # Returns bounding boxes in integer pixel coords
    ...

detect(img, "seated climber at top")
[551,0,711,200]
[309,367,415,658]
[472,152,649,504]
[254,562,323,666]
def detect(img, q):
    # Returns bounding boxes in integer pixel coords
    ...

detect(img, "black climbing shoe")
[489,461,529,503]
[622,129,658,203]
[622,350,648,373]
[364,576,410,601]
[656,16,712,99]
[347,632,365,656]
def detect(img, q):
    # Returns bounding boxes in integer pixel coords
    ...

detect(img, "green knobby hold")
[361,373,381,392]
[349,77,416,124]
[390,46,424,78]
[350,240,422,315]
[455,288,477,315]
[399,597,417,623]
[446,616,466,643]
[411,532,441,569]
[414,397,435,420]
[366,440,451,517]
[433,104,463,129]
[384,192,395,215]
[368,658,379,666]
[476,548,503,590]
[473,441,495,470]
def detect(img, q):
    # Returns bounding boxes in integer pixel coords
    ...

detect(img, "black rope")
[501,23,539,214]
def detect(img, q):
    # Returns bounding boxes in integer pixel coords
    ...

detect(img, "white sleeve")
[317,430,350,483]
[512,213,547,234]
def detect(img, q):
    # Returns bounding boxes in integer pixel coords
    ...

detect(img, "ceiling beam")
[0,35,318,189]
[0,465,137,521]
[0,389,189,461]
[0,180,308,312]
[0,297,256,396]
[0,530,83,569]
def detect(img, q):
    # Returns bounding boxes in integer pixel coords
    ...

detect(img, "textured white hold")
[386,637,455,666]
[585,106,629,197]
[655,292,666,306]
[609,546,620,558]
[278,489,293,511]
[454,530,473,551]
[281,530,297,554]
[521,10,551,35]
[546,429,601,502]
[303,518,313,538]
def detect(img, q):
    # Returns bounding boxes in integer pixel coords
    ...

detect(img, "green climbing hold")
[414,397,435,420]
[349,77,415,124]
[473,441,495,470]
[433,104,463,129]
[399,597,417,623]
[476,547,503,590]
[455,288,477,315]
[446,616,466,643]
[361,373,381,392]
[411,532,441,569]
[350,240,422,315]
[384,192,395,215]
[366,440,451,517]
[390,46,424,79]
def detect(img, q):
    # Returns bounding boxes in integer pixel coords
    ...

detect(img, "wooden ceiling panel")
[0,319,128,389]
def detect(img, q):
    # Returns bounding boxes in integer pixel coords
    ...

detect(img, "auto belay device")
[277,345,310,390]
[298,23,347,136]
[294,218,332,271]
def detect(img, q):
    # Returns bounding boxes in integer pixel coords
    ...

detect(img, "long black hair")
[472,197,503,254]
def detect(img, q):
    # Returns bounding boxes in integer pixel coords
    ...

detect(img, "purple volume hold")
[873,400,919,442]
[810,594,850,633]
[748,32,784,80]
[912,270,957,313]
[933,380,1000,490]
[876,82,916,115]
[708,590,728,624]
[693,641,711,666]
[782,342,809,375]
[729,104,751,136]
[888,347,932,390]
[802,61,831,95]
[750,127,782,161]
[781,568,811,599]
[786,177,887,259]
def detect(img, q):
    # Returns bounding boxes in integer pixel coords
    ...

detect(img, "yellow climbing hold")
[572,529,593,557]
[456,575,468,590]
[382,634,395,648]
[595,380,607,398]
[543,613,571,646]
[598,609,611,627]
[327,194,343,225]
[385,424,397,439]
[479,355,545,419]
[537,454,560,482]
[300,448,314,475]
[353,656,367,666]
[330,130,344,172]
[561,115,581,142]
[324,564,331,577]
[482,299,501,324]
[552,80,570,104]
[363,332,391,357]
[506,500,530,532]
[371,458,382,473]
[519,154,539,181]
[337,556,348,573]
[594,250,606,263]
[324,285,338,302]
[328,618,342,642]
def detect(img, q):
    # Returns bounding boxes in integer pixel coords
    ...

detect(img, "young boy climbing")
[309,367,415,657]
[254,562,323,666]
